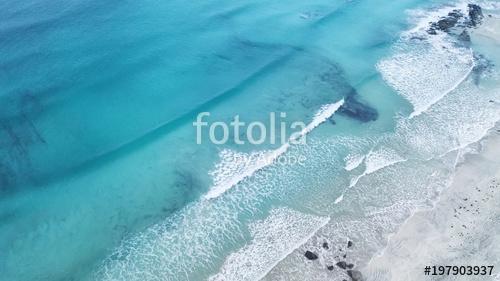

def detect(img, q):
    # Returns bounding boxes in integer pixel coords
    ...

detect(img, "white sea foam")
[349,148,406,188]
[378,2,475,118]
[378,41,474,118]
[208,208,329,281]
[337,145,407,204]
[334,193,344,204]
[344,154,365,171]
[205,99,344,200]
[474,0,500,10]
[206,149,284,200]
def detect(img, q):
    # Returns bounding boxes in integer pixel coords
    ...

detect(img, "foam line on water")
[409,57,474,118]
[378,1,475,118]
[344,154,365,171]
[335,148,407,205]
[349,148,407,188]
[205,99,344,200]
[208,207,330,281]
[334,193,344,204]
[378,42,474,119]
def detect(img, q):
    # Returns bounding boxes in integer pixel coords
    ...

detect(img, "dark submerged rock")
[322,242,329,249]
[327,265,335,271]
[347,270,364,281]
[339,96,378,122]
[336,261,348,269]
[347,240,354,248]
[304,251,318,260]
[347,263,355,269]
[472,54,494,85]
[458,30,471,42]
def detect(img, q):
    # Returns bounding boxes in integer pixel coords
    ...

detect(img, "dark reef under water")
[338,95,378,123]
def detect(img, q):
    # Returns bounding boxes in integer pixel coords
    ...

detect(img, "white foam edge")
[205,99,344,200]
[344,154,366,171]
[208,207,330,281]
[349,149,407,188]
[409,54,475,118]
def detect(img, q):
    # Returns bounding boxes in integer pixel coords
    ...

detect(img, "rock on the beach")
[304,251,318,260]
[347,270,364,281]
[336,261,348,269]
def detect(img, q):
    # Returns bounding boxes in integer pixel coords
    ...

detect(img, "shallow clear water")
[1,0,499,280]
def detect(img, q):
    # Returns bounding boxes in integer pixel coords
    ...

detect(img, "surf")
[205,99,345,200]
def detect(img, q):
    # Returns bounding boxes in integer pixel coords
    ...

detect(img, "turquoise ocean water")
[1,0,499,280]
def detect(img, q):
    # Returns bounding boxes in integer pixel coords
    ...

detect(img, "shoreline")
[365,125,500,280]
[364,11,500,281]
[262,7,500,281]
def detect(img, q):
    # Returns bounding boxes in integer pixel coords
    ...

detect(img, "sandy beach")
[365,126,500,281]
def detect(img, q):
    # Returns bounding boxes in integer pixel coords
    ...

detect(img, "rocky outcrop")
[468,4,483,27]
[428,10,463,34]
[427,4,484,35]
[303,238,364,280]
